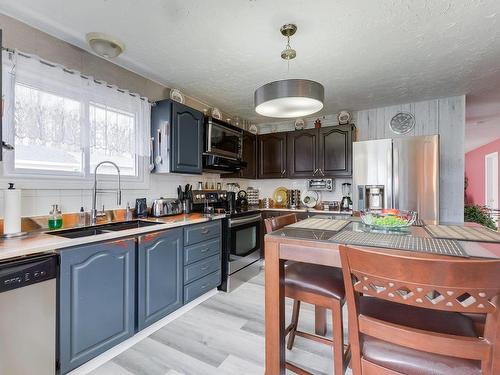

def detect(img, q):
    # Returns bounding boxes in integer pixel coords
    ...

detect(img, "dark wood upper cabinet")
[287,129,318,178]
[318,124,353,177]
[257,133,287,179]
[241,131,257,179]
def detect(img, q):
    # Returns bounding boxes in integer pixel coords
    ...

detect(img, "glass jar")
[48,204,63,230]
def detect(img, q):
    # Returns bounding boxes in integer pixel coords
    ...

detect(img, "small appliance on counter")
[286,189,301,209]
[340,183,352,212]
[306,178,334,191]
[226,191,236,213]
[151,198,182,217]
[236,190,249,210]
[135,198,148,218]
[177,184,193,213]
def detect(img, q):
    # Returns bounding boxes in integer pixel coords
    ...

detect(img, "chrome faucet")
[91,161,122,225]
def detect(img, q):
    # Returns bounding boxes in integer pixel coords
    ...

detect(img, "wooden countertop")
[0,213,225,262]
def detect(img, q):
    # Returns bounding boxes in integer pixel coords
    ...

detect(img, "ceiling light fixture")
[86,32,125,58]
[254,24,324,118]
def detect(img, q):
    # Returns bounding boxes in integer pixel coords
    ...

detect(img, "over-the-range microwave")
[203,118,246,172]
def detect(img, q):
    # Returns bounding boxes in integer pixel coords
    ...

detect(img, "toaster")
[151,198,182,217]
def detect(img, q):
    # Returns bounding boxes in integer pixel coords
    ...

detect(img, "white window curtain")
[2,50,151,188]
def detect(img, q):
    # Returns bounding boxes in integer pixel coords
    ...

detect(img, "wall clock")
[390,112,415,134]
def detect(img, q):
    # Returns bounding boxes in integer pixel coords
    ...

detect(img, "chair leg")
[287,299,301,350]
[332,299,345,375]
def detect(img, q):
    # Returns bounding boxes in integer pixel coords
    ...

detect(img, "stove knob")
[195,194,201,199]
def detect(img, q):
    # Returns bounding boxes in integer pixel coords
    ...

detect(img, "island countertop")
[0,213,225,262]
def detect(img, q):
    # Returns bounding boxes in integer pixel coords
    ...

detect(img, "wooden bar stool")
[264,214,350,375]
[339,245,500,375]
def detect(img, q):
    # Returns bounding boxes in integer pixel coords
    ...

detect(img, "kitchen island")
[264,220,500,374]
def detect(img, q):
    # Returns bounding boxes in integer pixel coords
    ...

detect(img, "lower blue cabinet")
[58,239,136,374]
[137,228,183,330]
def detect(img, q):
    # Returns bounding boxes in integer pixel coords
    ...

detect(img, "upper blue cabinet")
[151,99,204,174]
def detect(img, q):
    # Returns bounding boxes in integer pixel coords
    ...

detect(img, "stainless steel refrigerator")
[353,135,439,221]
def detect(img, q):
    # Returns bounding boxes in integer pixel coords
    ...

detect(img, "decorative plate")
[302,190,320,208]
[294,118,305,130]
[170,89,184,104]
[272,187,288,207]
[211,107,222,120]
[337,110,351,125]
[248,124,258,134]
[390,112,415,134]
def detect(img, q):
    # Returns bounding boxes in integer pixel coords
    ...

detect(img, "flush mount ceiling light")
[86,32,125,58]
[254,24,324,118]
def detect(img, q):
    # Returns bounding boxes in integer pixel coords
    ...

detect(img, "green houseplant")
[464,204,497,230]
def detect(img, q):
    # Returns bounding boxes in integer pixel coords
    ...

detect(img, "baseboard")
[67,289,219,375]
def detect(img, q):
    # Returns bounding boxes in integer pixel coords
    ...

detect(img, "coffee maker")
[340,183,352,212]
[236,190,248,210]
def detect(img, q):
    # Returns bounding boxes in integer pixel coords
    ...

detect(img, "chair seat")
[285,262,345,300]
[359,297,481,375]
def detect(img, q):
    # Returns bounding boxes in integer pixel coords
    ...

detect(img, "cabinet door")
[318,125,353,177]
[257,133,287,178]
[58,239,135,374]
[287,129,318,178]
[240,132,257,179]
[171,101,203,174]
[151,100,173,173]
[137,229,183,330]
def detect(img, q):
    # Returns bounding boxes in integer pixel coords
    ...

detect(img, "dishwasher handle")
[0,254,57,293]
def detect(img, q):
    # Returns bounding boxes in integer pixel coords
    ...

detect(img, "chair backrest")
[339,245,500,375]
[264,213,298,234]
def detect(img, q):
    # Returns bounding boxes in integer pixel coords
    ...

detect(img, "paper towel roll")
[4,184,21,235]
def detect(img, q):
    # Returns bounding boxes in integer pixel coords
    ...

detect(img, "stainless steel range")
[191,190,262,292]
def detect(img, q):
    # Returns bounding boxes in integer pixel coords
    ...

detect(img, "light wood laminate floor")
[91,271,351,375]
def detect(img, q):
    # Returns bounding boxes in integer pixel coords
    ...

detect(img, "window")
[90,103,137,176]
[2,50,150,186]
[14,83,84,174]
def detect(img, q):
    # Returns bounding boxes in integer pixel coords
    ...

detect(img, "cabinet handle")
[201,284,208,289]
[201,266,209,271]
[281,169,286,176]
[319,169,325,176]
[313,168,319,176]
[200,248,209,253]
[201,228,209,234]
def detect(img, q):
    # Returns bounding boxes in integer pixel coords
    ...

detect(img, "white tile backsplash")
[2,173,251,217]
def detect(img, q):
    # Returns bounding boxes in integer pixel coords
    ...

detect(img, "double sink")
[49,220,159,239]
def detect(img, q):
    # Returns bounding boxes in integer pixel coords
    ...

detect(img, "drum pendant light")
[254,24,324,118]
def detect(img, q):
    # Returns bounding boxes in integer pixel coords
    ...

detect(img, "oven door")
[227,213,261,274]
[207,121,242,160]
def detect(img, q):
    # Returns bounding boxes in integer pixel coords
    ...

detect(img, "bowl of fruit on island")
[360,209,417,230]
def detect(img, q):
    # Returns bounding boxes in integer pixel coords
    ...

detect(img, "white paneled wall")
[356,96,465,222]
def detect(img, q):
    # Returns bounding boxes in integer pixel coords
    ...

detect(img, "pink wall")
[465,138,500,206]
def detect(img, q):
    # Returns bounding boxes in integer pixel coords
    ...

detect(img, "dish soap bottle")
[48,204,63,230]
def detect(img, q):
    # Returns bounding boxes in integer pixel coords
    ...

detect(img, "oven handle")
[228,214,262,227]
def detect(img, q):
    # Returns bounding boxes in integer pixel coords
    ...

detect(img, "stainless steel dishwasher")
[0,254,57,375]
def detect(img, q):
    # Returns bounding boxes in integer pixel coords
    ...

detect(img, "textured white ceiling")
[1,0,500,123]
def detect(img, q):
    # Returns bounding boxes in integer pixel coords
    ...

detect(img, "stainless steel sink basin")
[99,220,158,231]
[48,220,159,238]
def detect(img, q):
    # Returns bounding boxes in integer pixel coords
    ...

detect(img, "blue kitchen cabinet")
[151,99,204,174]
[137,228,183,330]
[58,239,135,374]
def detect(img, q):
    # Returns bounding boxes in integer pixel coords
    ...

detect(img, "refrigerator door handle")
[393,146,399,210]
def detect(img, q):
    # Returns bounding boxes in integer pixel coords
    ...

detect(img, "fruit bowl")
[360,209,416,230]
